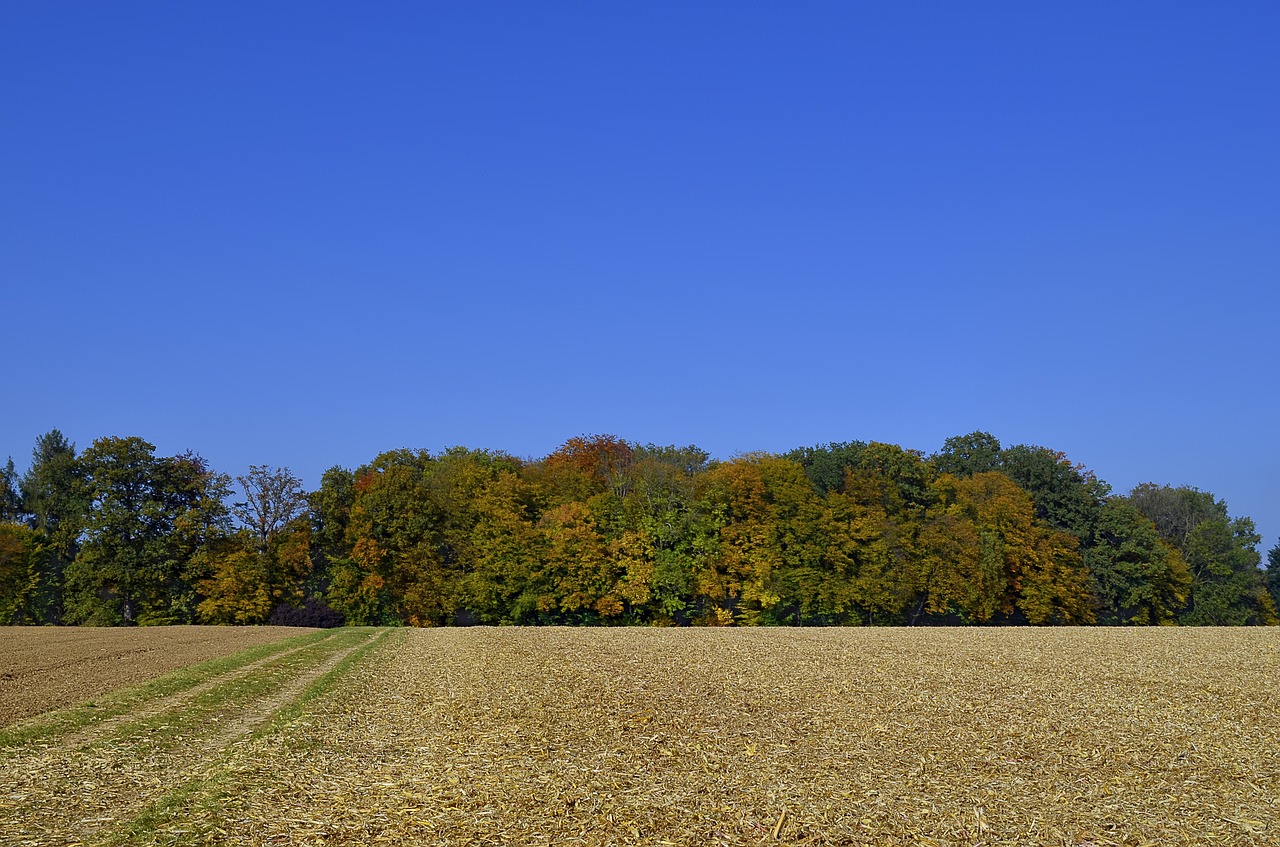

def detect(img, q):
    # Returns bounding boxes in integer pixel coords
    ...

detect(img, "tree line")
[1,430,1276,627]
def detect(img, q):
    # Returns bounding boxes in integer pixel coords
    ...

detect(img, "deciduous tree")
[917,476,1002,622]
[66,437,229,625]
[1178,516,1276,625]
[933,431,1003,478]
[1267,542,1280,616]
[785,441,868,495]
[1127,484,1275,625]
[1085,500,1190,624]
[535,435,635,504]
[0,522,41,623]
[932,472,1094,624]
[1128,483,1225,549]
[233,466,308,555]
[540,500,621,622]
[998,445,1109,541]
[465,470,543,624]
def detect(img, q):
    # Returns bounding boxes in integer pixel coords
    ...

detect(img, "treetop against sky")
[3,430,1276,628]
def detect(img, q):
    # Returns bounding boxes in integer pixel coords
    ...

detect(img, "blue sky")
[3,2,1277,555]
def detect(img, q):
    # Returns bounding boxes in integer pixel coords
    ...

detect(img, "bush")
[269,598,345,628]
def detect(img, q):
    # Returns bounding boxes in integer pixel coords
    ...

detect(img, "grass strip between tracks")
[85,627,378,752]
[101,627,396,847]
[0,629,336,749]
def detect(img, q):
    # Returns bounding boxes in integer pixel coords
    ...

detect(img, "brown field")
[1,627,1278,846]
[0,625,316,726]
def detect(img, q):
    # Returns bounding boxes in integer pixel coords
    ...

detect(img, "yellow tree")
[465,470,543,623]
[0,522,42,624]
[539,500,623,621]
[196,516,314,625]
[695,456,777,624]
[696,455,842,625]
[834,465,923,624]
[929,473,1095,624]
[918,476,1003,622]
[194,465,313,625]
[609,527,657,614]
[195,540,273,624]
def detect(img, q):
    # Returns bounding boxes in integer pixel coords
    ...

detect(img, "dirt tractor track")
[0,625,318,727]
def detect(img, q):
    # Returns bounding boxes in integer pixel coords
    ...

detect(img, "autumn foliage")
[1,431,1275,626]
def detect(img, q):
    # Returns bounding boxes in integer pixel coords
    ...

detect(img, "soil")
[0,625,315,726]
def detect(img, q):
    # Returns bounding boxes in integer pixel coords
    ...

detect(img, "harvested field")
[2,627,1278,846]
[0,625,316,726]
[0,627,384,846]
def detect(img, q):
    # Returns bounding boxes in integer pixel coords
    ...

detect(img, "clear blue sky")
[3,2,1277,555]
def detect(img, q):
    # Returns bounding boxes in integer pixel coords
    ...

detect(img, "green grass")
[0,629,337,749]
[257,626,397,736]
[97,628,396,847]
[86,627,380,752]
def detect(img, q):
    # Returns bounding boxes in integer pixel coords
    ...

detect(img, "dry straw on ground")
[2,626,1278,846]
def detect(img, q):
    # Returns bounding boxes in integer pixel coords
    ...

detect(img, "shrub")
[269,598,345,628]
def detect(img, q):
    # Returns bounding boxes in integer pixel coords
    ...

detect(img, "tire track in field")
[45,631,341,751]
[0,626,319,727]
[0,628,383,847]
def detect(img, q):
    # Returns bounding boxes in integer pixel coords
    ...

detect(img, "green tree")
[66,437,230,625]
[309,465,355,604]
[611,444,712,623]
[1178,517,1276,626]
[932,431,1002,478]
[1268,542,1280,616]
[1084,500,1190,624]
[633,443,711,478]
[787,440,935,513]
[0,458,22,522]
[1128,484,1274,625]
[785,441,868,495]
[20,429,87,622]
[997,444,1110,541]
[22,430,84,537]
[464,470,544,624]
[1127,483,1225,549]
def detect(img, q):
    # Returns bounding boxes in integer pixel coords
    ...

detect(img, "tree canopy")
[0,428,1273,627]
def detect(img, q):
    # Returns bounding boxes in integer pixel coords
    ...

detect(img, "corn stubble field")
[1,627,1277,846]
